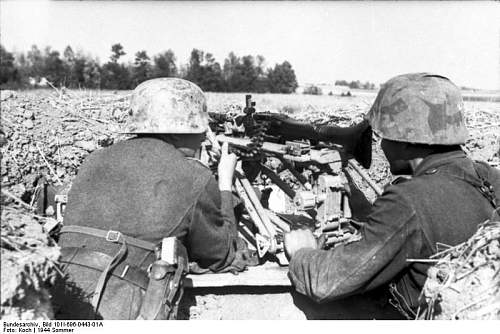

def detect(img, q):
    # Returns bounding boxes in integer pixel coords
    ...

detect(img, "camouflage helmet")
[366,73,468,145]
[124,78,209,134]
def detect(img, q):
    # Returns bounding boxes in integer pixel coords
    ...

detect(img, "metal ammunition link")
[230,123,267,159]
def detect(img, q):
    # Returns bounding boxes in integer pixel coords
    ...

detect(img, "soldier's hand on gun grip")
[284,229,318,260]
[205,127,221,159]
[218,142,238,191]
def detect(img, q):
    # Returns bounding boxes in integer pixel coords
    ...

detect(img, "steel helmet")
[366,73,468,145]
[124,78,209,134]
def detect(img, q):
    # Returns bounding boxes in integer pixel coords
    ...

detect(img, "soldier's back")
[61,136,212,246]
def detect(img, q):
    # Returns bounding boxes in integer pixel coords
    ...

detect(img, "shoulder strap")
[434,160,499,212]
[91,235,128,316]
[471,161,498,209]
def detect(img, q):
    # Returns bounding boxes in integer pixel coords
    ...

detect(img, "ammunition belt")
[230,123,267,159]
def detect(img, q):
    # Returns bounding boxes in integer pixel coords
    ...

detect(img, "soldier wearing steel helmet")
[284,73,500,318]
[51,78,250,319]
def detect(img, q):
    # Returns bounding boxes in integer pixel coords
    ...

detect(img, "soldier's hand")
[284,229,318,260]
[205,127,221,160]
[218,142,238,191]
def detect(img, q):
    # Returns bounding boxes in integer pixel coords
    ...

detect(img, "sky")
[1,0,499,90]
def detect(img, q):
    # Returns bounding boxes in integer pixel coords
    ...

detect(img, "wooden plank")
[184,263,291,288]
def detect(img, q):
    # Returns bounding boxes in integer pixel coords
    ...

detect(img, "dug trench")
[1,89,499,319]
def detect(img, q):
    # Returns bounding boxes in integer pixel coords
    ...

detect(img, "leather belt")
[60,225,157,251]
[60,247,149,290]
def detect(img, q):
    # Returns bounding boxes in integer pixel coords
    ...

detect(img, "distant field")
[462,93,500,102]
[206,92,373,124]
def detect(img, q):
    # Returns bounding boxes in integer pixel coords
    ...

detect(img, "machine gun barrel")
[216,134,342,165]
[253,113,372,169]
[210,107,373,169]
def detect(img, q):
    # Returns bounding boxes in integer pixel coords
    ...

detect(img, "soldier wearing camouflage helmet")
[284,73,500,318]
[126,77,209,134]
[368,73,468,145]
[52,78,252,320]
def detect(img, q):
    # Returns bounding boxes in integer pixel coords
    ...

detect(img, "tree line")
[334,79,376,90]
[0,43,298,93]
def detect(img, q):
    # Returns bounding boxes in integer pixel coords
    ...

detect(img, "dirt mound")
[421,220,500,320]
[464,105,500,167]
[1,89,130,197]
[1,199,60,320]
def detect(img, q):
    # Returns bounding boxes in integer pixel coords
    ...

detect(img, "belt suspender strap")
[472,162,498,209]
[60,225,157,251]
[60,225,157,318]
[91,233,127,315]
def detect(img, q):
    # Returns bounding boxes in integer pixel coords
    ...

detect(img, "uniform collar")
[413,150,467,177]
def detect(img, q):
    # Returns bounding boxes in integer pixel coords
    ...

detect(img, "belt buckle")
[106,230,122,242]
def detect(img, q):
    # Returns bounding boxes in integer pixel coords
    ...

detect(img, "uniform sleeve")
[185,177,239,272]
[288,185,423,303]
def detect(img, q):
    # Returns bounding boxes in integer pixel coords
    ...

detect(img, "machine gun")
[209,95,372,168]
[206,95,382,264]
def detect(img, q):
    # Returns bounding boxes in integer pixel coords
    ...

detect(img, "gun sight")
[244,95,256,114]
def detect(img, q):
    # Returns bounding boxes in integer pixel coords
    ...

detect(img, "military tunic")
[288,151,500,312]
[53,137,240,319]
